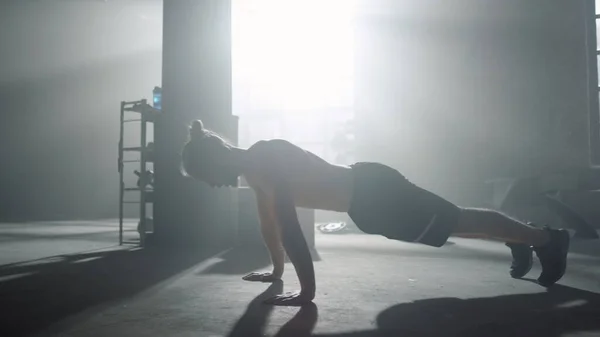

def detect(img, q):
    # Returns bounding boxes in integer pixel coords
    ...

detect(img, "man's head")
[181,120,239,187]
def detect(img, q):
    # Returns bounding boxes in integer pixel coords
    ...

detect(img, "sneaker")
[506,242,533,278]
[533,227,570,287]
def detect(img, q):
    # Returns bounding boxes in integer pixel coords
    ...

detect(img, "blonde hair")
[180,119,231,178]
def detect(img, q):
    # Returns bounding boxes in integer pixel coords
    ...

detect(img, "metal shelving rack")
[118,99,160,247]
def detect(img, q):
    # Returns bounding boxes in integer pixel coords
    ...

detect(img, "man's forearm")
[280,227,315,294]
[271,250,285,277]
[257,193,286,277]
[261,226,285,277]
[272,184,316,297]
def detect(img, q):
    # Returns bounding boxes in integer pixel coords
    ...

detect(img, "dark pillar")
[584,0,600,166]
[153,0,238,249]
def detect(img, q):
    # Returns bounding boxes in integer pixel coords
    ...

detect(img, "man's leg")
[453,207,549,245]
[453,207,570,286]
[348,162,569,286]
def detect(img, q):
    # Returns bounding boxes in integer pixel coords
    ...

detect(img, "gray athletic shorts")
[347,162,461,247]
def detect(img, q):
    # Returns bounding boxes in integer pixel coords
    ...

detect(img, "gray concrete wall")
[354,0,591,206]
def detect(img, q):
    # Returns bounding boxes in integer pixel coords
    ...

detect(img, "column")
[153,0,238,249]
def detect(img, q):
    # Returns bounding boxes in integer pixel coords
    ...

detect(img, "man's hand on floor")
[242,272,280,282]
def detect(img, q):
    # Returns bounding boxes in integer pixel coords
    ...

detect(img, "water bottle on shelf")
[152,86,162,110]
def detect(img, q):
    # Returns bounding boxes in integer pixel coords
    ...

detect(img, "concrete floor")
[1,221,600,337]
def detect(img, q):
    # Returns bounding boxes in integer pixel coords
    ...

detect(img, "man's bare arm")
[257,192,285,278]
[241,190,286,282]
[266,183,315,304]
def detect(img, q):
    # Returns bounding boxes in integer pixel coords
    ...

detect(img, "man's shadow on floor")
[228,283,600,337]
[227,280,318,337]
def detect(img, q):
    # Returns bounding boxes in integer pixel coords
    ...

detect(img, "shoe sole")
[507,243,533,279]
[510,252,533,279]
[537,230,570,287]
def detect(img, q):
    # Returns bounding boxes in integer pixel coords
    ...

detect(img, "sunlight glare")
[232,0,356,112]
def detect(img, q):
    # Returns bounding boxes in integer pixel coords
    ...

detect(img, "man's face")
[186,146,238,188]
[202,164,239,188]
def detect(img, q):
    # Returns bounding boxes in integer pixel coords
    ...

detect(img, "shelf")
[124,187,154,192]
[119,96,158,248]
[122,199,153,204]
[121,148,154,162]
[123,146,143,152]
[122,191,154,203]
[120,158,154,164]
[124,102,161,122]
